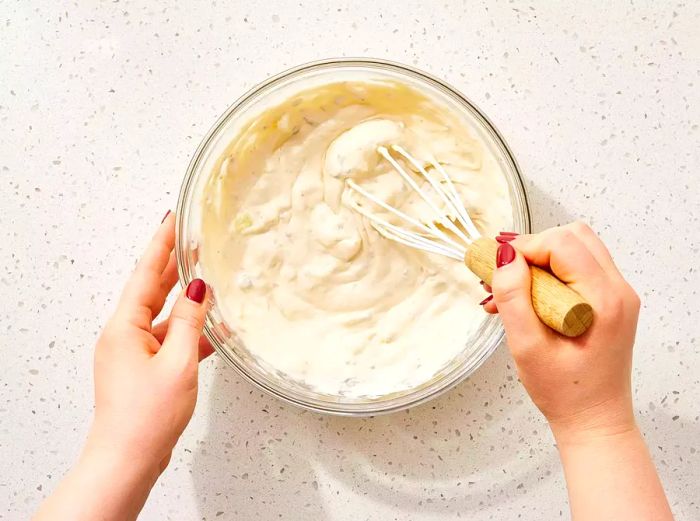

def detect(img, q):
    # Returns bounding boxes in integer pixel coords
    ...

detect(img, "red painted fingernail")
[496,235,516,243]
[479,294,493,305]
[186,278,206,303]
[161,209,171,223]
[499,231,518,236]
[496,242,516,268]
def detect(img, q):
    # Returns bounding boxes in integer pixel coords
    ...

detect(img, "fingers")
[510,227,608,306]
[478,281,497,312]
[490,243,553,355]
[152,321,168,344]
[116,212,177,328]
[146,252,181,320]
[517,221,622,281]
[198,336,215,361]
[154,252,180,317]
[161,252,180,291]
[152,319,215,362]
[561,221,624,281]
[482,299,498,314]
[138,211,176,276]
[157,279,211,370]
[478,285,497,313]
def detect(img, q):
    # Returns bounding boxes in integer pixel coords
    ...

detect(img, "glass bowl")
[176,58,530,416]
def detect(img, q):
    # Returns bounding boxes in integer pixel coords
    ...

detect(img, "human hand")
[481,222,640,442]
[481,224,672,520]
[33,212,215,521]
[86,211,213,477]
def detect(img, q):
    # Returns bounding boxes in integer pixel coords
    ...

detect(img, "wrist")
[39,434,162,521]
[81,428,162,491]
[548,395,637,448]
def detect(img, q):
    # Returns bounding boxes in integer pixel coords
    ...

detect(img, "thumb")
[158,278,210,370]
[491,242,550,355]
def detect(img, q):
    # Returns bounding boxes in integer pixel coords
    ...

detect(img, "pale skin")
[33,212,214,520]
[484,222,673,521]
[33,217,672,520]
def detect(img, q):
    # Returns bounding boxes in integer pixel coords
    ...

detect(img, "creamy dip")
[199,80,511,397]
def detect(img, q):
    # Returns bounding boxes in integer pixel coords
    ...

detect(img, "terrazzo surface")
[1,1,699,519]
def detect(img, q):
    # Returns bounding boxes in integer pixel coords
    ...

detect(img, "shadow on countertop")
[521,179,577,231]
[190,346,562,520]
[638,408,700,519]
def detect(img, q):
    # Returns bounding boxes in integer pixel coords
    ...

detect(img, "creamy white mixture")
[200,80,511,397]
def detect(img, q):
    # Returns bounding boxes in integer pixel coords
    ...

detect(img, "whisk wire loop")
[347,145,481,260]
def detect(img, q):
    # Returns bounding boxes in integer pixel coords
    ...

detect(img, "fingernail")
[496,242,516,268]
[161,209,171,223]
[496,235,516,243]
[186,278,206,303]
[483,283,492,293]
[479,295,493,305]
[499,231,518,236]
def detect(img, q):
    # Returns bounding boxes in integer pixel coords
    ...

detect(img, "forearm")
[554,424,673,521]
[33,441,159,521]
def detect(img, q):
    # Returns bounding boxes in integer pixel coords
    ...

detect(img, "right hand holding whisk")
[482,221,639,434]
[481,221,673,521]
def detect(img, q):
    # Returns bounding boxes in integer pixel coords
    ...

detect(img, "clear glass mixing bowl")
[176,58,530,415]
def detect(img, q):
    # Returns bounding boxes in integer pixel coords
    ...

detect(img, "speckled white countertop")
[2,2,699,520]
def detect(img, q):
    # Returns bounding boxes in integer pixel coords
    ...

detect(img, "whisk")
[347,145,593,337]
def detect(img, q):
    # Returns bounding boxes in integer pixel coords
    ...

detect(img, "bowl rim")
[176,57,531,416]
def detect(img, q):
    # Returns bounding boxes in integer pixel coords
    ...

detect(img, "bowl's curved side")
[175,58,531,415]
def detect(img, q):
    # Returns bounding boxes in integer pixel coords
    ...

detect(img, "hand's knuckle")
[626,285,642,311]
[134,304,153,324]
[569,220,592,236]
[493,283,524,305]
[171,309,204,331]
[599,282,641,317]
[601,293,626,320]
[570,219,586,230]
[555,228,577,246]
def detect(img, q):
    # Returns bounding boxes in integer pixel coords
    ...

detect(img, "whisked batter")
[199,80,512,397]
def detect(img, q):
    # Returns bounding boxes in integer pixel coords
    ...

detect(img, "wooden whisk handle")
[464,237,593,337]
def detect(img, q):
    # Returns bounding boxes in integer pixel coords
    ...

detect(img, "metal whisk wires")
[347,145,480,261]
